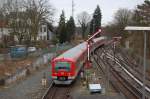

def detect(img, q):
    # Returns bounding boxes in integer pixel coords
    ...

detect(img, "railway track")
[117,48,150,82]
[110,68,142,99]
[115,53,150,88]
[103,46,150,98]
[93,54,141,98]
[42,82,72,99]
[111,46,150,83]
[92,46,149,99]
[43,44,150,99]
[104,48,150,92]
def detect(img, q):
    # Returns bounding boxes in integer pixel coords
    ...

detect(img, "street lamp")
[125,26,150,99]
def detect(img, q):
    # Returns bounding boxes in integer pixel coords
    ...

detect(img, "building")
[37,22,54,41]
[0,21,11,42]
[0,20,54,43]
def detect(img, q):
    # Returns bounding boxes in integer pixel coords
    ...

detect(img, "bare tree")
[77,11,91,39]
[113,8,133,32]
[24,0,54,41]
[0,1,14,46]
[0,0,54,44]
[104,8,133,47]
[105,8,133,35]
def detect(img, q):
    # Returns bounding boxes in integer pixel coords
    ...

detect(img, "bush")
[0,78,5,85]
[36,41,49,49]
[51,36,59,45]
[0,43,5,48]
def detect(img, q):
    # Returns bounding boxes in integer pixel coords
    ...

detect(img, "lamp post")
[125,26,150,99]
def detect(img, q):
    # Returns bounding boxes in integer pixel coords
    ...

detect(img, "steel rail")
[42,81,54,99]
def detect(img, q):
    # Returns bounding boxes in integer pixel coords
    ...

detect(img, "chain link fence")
[0,44,74,86]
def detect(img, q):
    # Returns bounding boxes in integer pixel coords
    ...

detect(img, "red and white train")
[51,36,107,85]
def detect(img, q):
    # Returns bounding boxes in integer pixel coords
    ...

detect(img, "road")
[0,65,51,99]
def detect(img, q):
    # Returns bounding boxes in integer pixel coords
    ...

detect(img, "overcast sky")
[51,0,144,26]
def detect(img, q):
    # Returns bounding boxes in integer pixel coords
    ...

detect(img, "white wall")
[48,30,53,40]
[37,24,53,41]
[38,24,47,40]
[0,28,10,38]
[0,23,53,42]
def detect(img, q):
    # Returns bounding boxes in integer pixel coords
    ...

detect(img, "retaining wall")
[1,53,54,85]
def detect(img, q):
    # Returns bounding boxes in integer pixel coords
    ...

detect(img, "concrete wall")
[0,54,11,61]
[3,53,53,85]
[5,69,27,85]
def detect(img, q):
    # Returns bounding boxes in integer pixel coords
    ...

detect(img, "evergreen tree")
[89,19,94,35]
[133,0,150,26]
[57,10,67,43]
[132,0,150,57]
[90,5,102,35]
[66,16,76,42]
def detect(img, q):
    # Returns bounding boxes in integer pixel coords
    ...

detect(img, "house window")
[40,36,42,40]
[40,27,42,32]
[44,27,47,32]
[44,36,47,40]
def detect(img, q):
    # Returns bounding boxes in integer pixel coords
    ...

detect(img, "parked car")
[28,47,36,53]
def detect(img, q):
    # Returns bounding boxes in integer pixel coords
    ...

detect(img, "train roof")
[54,42,87,62]
[53,36,106,62]
[93,36,106,43]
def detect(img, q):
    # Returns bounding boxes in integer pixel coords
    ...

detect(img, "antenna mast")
[72,0,75,17]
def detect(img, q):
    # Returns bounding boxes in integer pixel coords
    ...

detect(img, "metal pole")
[107,50,110,96]
[87,43,90,61]
[114,42,116,65]
[86,29,101,42]
[142,32,147,99]
[72,0,74,17]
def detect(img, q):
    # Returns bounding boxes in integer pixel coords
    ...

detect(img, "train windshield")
[55,62,71,72]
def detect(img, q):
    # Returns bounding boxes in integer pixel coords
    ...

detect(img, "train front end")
[51,58,75,85]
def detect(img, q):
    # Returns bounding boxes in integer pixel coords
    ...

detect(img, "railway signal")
[113,36,122,64]
[105,36,122,95]
[85,29,102,68]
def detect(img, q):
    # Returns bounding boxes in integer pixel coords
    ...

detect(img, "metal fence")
[0,44,74,85]
[3,53,54,85]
